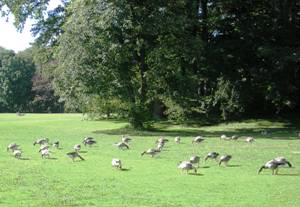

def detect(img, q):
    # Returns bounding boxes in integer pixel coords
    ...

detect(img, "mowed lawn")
[0,114,299,207]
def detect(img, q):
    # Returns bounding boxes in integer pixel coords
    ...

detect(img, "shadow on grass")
[92,126,300,140]
[19,157,30,160]
[46,157,58,160]
[189,173,203,176]
[227,164,242,167]
[277,173,300,176]
[121,168,131,171]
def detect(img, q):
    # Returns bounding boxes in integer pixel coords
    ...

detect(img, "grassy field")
[0,114,299,207]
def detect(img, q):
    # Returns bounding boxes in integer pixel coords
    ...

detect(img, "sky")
[0,0,61,53]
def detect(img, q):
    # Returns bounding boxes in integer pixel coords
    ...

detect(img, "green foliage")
[1,0,300,123]
[0,47,35,112]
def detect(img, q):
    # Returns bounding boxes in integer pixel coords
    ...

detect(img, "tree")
[0,47,35,112]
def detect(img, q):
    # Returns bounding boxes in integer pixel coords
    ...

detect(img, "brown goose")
[190,155,200,167]
[218,155,232,166]
[174,137,181,144]
[67,152,85,161]
[205,152,219,161]
[177,161,197,174]
[7,143,20,152]
[53,141,59,148]
[192,136,204,144]
[114,142,130,150]
[258,157,292,175]
[13,149,22,159]
[112,158,122,170]
[83,139,96,146]
[141,148,160,157]
[33,138,49,146]
[121,135,132,143]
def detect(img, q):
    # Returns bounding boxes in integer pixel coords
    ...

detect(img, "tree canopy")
[0,0,299,127]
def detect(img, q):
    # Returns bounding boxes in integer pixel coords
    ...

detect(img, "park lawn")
[0,113,299,207]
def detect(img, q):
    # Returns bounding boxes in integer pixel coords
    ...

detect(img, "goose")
[141,148,160,157]
[112,158,122,169]
[74,144,81,152]
[66,152,85,161]
[204,152,219,161]
[83,137,94,142]
[258,160,279,175]
[177,161,197,174]
[13,149,22,159]
[156,137,169,144]
[257,157,292,175]
[83,139,96,146]
[273,157,292,167]
[220,134,230,140]
[40,148,50,159]
[219,155,232,166]
[7,143,20,152]
[231,135,239,140]
[121,135,132,143]
[156,142,165,151]
[174,137,181,144]
[33,138,49,146]
[114,142,130,150]
[192,136,204,144]
[53,141,59,148]
[190,155,200,167]
[39,145,49,152]
[245,137,255,143]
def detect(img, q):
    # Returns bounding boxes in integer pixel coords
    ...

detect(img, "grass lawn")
[0,113,299,207]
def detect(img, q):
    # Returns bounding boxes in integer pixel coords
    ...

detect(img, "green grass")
[0,113,300,207]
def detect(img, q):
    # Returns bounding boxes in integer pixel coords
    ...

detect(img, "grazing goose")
[231,135,239,140]
[121,135,132,143]
[274,157,292,167]
[83,137,94,142]
[178,161,197,174]
[174,137,181,144]
[114,142,130,150]
[40,148,50,159]
[257,157,292,175]
[33,138,49,146]
[156,142,165,151]
[258,160,279,175]
[53,141,59,148]
[39,145,49,152]
[7,143,20,152]
[261,130,271,136]
[156,137,169,144]
[218,155,232,166]
[205,152,220,161]
[112,158,122,169]
[83,139,96,146]
[190,155,200,167]
[220,134,230,140]
[141,148,160,157]
[74,144,81,152]
[192,136,204,144]
[13,149,22,159]
[245,137,255,143]
[67,152,85,161]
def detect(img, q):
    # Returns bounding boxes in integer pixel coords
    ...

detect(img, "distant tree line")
[0,0,299,127]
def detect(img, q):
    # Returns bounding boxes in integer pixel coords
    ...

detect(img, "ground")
[0,114,299,207]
